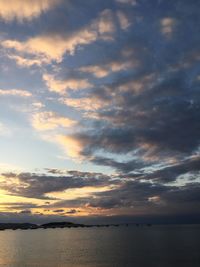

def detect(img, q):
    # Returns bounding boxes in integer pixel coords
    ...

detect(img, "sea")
[0,224,199,267]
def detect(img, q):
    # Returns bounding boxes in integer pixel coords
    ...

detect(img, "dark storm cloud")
[0,171,113,199]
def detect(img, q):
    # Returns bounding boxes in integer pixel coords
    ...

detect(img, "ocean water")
[0,225,199,267]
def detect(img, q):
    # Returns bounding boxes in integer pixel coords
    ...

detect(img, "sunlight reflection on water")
[0,225,199,267]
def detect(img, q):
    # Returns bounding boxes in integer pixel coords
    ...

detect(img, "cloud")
[92,156,145,174]
[62,97,107,111]
[65,209,79,214]
[0,0,60,22]
[79,65,109,78]
[117,11,131,30]
[115,0,137,5]
[72,67,200,166]
[1,0,200,222]
[0,171,112,199]
[2,9,117,64]
[38,177,200,217]
[53,209,64,213]
[55,135,85,158]
[0,89,32,97]
[160,17,177,37]
[2,31,97,63]
[20,209,32,214]
[97,9,116,38]
[145,156,200,183]
[1,166,200,218]
[8,54,49,67]
[52,208,79,214]
[32,111,75,131]
[43,74,92,94]
[93,155,200,185]
[79,60,136,78]
[85,179,200,214]
[0,202,38,210]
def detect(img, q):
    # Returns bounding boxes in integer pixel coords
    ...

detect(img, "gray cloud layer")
[0,171,112,199]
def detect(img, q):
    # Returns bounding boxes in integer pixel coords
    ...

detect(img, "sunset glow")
[0,0,200,224]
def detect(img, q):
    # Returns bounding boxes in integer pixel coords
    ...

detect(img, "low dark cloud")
[20,210,32,214]
[0,171,113,199]
[81,181,200,217]
[32,177,200,220]
[65,209,79,214]
[53,209,65,213]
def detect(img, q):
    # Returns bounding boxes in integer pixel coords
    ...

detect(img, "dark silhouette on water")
[0,222,155,231]
[0,223,37,230]
[0,222,146,230]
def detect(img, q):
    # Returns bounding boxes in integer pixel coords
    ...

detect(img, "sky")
[0,0,200,224]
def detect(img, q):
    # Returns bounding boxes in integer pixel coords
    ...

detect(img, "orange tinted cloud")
[32,111,76,131]
[62,97,106,111]
[3,31,97,63]
[0,88,32,97]
[0,0,60,22]
[79,60,136,78]
[116,11,131,30]
[55,135,84,158]
[8,54,49,67]
[2,9,118,64]
[43,74,92,94]
[160,17,177,37]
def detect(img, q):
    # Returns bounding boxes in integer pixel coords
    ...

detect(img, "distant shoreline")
[0,221,152,231]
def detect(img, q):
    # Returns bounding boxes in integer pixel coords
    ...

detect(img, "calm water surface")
[0,225,199,267]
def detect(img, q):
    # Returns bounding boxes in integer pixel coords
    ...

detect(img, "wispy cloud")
[43,74,92,94]
[0,89,32,97]
[117,11,131,30]
[32,111,76,131]
[79,59,136,78]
